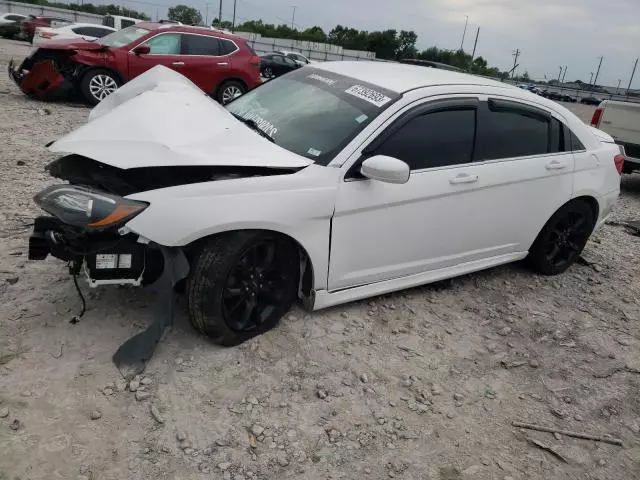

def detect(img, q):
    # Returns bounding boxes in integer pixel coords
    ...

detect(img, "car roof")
[314,61,513,94]
[137,22,244,42]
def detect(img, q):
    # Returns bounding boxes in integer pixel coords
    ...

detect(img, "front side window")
[475,101,549,161]
[226,68,400,164]
[99,26,149,47]
[375,109,476,170]
[182,34,221,55]
[144,33,182,54]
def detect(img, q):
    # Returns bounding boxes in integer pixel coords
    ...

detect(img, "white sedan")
[30,62,622,348]
[32,22,116,46]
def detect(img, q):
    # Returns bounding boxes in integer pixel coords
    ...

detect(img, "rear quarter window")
[220,39,238,55]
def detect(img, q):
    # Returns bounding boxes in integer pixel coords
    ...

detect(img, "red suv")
[9,23,262,105]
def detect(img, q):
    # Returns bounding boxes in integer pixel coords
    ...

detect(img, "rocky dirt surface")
[1,40,639,480]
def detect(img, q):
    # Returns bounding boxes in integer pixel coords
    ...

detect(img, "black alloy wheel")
[527,200,595,275]
[222,239,289,331]
[188,231,299,346]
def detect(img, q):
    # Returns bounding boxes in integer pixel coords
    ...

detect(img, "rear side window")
[220,39,238,55]
[74,26,113,38]
[475,101,549,161]
[183,34,221,55]
[103,16,115,28]
[121,19,136,28]
[7,15,23,21]
[549,118,564,153]
[375,108,476,170]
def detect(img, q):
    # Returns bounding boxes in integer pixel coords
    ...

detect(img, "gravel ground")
[1,39,640,480]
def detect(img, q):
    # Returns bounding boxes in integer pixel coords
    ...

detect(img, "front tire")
[526,200,595,275]
[187,231,299,346]
[80,69,121,106]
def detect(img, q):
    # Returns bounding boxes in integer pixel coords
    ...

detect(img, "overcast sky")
[122,0,639,88]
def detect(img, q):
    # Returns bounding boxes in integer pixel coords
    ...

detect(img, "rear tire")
[80,69,121,106]
[526,200,595,275]
[187,231,299,346]
[216,80,246,104]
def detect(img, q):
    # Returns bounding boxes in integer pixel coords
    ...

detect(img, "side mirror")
[133,45,150,55]
[360,155,410,184]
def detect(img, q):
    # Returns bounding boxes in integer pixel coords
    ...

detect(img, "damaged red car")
[8,22,262,105]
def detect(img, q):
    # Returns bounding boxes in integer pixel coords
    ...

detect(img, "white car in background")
[29,62,622,349]
[0,12,26,26]
[32,23,116,47]
[274,49,315,65]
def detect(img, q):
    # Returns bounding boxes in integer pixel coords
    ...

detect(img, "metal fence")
[0,0,104,25]
[233,31,376,62]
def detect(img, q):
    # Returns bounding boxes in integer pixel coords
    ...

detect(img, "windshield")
[99,26,149,47]
[225,68,399,165]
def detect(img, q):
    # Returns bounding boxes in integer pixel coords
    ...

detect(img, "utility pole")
[511,49,520,79]
[561,65,567,83]
[616,79,621,94]
[589,72,594,86]
[627,58,638,95]
[467,26,480,72]
[218,0,223,24]
[557,66,562,81]
[291,6,296,30]
[459,15,468,51]
[205,3,209,25]
[231,0,236,32]
[593,56,603,87]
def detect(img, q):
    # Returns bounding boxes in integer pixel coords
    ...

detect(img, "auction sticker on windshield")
[345,85,392,107]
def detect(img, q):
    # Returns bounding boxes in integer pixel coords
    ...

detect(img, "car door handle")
[217,62,229,66]
[172,61,185,66]
[449,173,478,184]
[545,159,567,170]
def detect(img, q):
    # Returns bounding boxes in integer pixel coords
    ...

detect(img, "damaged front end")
[8,48,81,100]
[29,178,190,378]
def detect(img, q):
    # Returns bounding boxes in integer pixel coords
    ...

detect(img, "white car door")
[327,96,575,291]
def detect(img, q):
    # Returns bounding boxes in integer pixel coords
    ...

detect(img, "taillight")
[614,154,625,176]
[40,31,58,39]
[591,108,603,127]
[249,55,261,68]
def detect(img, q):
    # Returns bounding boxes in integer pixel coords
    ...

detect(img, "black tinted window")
[571,131,585,151]
[7,15,23,21]
[219,39,237,54]
[183,34,221,55]
[376,109,476,170]
[475,102,549,160]
[121,20,135,28]
[103,16,115,28]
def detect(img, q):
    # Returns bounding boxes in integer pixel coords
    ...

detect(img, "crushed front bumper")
[8,56,74,100]
[29,215,189,379]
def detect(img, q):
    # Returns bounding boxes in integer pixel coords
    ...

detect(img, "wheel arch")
[183,228,317,309]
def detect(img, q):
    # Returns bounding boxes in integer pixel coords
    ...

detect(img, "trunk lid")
[49,66,313,170]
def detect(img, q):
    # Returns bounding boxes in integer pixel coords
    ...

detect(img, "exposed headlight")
[34,185,148,230]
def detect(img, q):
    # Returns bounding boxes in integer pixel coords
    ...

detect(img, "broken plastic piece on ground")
[112,246,189,380]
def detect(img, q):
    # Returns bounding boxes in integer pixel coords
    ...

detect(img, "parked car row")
[9,23,262,105]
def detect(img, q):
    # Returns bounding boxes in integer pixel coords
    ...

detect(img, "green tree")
[395,30,417,59]
[168,4,203,25]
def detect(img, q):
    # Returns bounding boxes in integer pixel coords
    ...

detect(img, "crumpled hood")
[49,66,312,170]
[38,38,105,51]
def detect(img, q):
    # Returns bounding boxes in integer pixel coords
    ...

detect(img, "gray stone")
[183,447,194,455]
[129,379,140,392]
[140,377,153,386]
[218,462,232,471]
[102,387,114,396]
[89,410,102,420]
[135,391,151,401]
[251,424,265,436]
[248,396,259,405]
[528,359,540,368]
[453,393,464,401]
[115,379,127,392]
[150,405,164,424]
[0,407,9,418]
[9,419,21,431]
[176,431,187,442]
[360,373,369,383]
[431,384,443,396]
[317,389,328,399]
[497,327,512,336]
[617,337,632,346]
